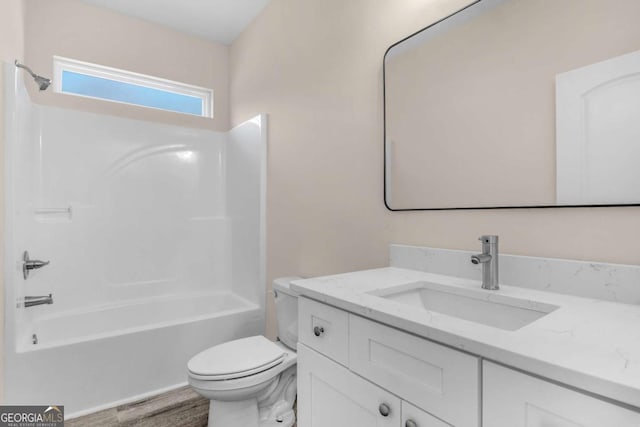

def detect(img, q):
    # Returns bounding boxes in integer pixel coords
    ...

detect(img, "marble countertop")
[291,267,640,408]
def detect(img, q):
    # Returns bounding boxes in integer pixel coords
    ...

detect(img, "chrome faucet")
[18,294,53,308]
[470,235,499,290]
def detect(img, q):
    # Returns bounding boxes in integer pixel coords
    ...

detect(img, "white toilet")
[187,277,300,427]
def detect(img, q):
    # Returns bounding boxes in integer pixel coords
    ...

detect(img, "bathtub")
[5,291,263,417]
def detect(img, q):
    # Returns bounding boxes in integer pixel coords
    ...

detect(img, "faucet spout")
[18,294,53,308]
[470,253,491,265]
[471,235,499,290]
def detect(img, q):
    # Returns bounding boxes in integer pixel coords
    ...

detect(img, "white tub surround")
[291,246,640,410]
[3,64,267,416]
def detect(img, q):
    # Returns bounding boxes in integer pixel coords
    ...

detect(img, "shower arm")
[14,60,52,91]
[14,60,38,79]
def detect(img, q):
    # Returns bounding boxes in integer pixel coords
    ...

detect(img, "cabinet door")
[350,314,479,427]
[483,361,640,427]
[298,297,349,366]
[297,343,401,427]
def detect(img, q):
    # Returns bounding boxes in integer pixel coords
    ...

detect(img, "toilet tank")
[273,277,301,351]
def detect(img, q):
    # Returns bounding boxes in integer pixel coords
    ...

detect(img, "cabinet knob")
[313,326,325,337]
[405,420,418,427]
[378,403,391,417]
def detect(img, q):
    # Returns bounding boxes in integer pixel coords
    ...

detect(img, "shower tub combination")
[3,64,267,417]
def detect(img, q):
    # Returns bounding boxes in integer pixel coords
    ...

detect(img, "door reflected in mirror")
[384,0,640,210]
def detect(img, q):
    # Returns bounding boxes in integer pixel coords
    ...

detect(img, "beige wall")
[231,0,640,338]
[0,0,26,403]
[24,0,230,131]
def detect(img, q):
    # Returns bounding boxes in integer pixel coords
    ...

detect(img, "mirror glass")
[384,0,640,210]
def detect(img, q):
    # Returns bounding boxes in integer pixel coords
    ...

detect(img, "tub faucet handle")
[22,251,50,280]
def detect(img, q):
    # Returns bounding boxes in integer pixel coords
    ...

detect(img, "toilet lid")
[187,336,285,380]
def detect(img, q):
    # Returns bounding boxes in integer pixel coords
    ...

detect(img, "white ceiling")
[80,0,271,45]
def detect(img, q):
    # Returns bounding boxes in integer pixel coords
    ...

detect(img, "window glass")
[61,71,204,116]
[54,56,213,118]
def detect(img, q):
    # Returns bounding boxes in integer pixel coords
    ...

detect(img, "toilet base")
[209,399,259,427]
[207,399,295,427]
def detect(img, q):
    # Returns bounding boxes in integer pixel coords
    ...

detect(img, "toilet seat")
[188,340,297,395]
[188,336,286,381]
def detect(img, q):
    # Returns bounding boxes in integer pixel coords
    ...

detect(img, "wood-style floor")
[66,386,209,427]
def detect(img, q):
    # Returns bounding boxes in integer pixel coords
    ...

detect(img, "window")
[53,56,213,118]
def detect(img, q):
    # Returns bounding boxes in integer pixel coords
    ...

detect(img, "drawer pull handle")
[313,326,325,337]
[378,403,391,417]
[405,420,418,427]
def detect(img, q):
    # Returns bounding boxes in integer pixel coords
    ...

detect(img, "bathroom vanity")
[292,245,640,426]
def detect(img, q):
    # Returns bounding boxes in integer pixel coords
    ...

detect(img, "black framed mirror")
[384,0,640,210]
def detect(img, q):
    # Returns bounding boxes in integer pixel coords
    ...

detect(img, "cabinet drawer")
[298,343,400,427]
[402,401,452,427]
[349,315,480,427]
[298,297,349,366]
[483,361,640,427]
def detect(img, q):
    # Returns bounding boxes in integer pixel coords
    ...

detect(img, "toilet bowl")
[187,277,301,427]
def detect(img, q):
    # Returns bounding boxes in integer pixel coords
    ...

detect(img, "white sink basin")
[369,281,559,331]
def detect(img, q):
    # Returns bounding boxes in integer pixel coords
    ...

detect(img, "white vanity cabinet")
[298,297,474,427]
[297,297,640,427]
[298,344,450,427]
[297,343,401,427]
[349,315,479,427]
[483,361,640,427]
[298,297,349,366]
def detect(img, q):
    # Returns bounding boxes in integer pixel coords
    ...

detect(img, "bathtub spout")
[19,294,53,308]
